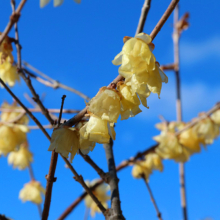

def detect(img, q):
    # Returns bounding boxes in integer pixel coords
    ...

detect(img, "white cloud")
[180,36,220,64]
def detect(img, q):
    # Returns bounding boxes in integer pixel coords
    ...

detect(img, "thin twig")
[64,0,180,128]
[0,0,27,45]
[141,175,162,220]
[135,0,152,35]
[160,63,176,71]
[173,4,188,220]
[58,100,220,219]
[0,108,80,114]
[104,139,125,220]
[79,151,108,182]
[28,125,53,129]
[23,62,90,101]
[42,95,66,220]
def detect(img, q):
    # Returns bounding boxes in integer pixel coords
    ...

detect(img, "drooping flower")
[112,33,168,108]
[1,102,29,124]
[0,61,20,87]
[19,181,45,204]
[144,152,163,172]
[79,114,115,144]
[40,0,81,8]
[193,116,219,145]
[211,109,220,125]
[132,160,152,180]
[0,33,14,64]
[154,131,190,162]
[0,125,27,156]
[48,125,80,159]
[117,82,141,120]
[84,179,110,217]
[8,144,33,170]
[88,87,121,123]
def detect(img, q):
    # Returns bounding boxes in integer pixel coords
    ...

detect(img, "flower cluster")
[132,109,220,180]
[84,179,110,217]
[0,102,29,156]
[0,33,19,87]
[49,33,168,161]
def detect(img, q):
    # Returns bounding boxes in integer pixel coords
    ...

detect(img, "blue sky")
[0,0,220,220]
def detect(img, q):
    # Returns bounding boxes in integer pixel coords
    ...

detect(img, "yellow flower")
[117,82,141,120]
[211,109,220,125]
[80,115,115,144]
[193,116,219,145]
[48,125,80,160]
[88,87,121,123]
[0,33,14,64]
[19,181,45,204]
[40,0,81,8]
[154,131,190,162]
[0,125,27,156]
[0,61,20,87]
[144,152,163,172]
[8,144,33,170]
[132,160,152,180]
[84,179,110,217]
[179,127,201,154]
[1,102,29,124]
[112,33,168,107]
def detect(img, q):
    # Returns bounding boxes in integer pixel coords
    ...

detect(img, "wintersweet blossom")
[48,125,80,159]
[1,102,29,124]
[0,61,20,87]
[0,33,14,64]
[193,116,219,145]
[117,82,141,120]
[132,160,152,180]
[144,152,163,172]
[80,114,115,144]
[0,125,27,156]
[88,87,121,123]
[84,179,110,217]
[40,0,81,8]
[112,33,168,108]
[154,131,190,162]
[211,109,220,125]
[19,181,45,204]
[8,144,33,170]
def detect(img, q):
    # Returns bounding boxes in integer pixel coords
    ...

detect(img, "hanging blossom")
[40,0,81,8]
[211,109,220,125]
[8,143,33,170]
[112,33,168,108]
[84,179,110,217]
[19,181,45,204]
[0,102,29,155]
[132,152,163,181]
[0,33,19,87]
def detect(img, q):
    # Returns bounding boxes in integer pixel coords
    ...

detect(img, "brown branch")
[79,151,108,182]
[28,125,53,129]
[0,108,80,114]
[160,63,176,71]
[173,5,187,220]
[64,0,180,128]
[141,175,162,220]
[42,95,66,220]
[0,0,27,45]
[135,0,152,35]
[23,62,91,101]
[150,0,179,40]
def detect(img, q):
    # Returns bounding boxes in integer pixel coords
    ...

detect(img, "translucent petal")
[40,0,50,7]
[54,0,64,6]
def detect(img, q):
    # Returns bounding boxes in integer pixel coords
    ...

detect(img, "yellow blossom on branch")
[132,160,152,180]
[8,143,33,170]
[144,152,163,172]
[19,181,45,204]
[0,33,14,64]
[84,179,110,217]
[88,87,121,123]
[211,109,220,125]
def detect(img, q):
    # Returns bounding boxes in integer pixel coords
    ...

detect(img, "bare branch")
[23,62,91,101]
[141,175,162,220]
[135,0,152,35]
[0,0,27,45]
